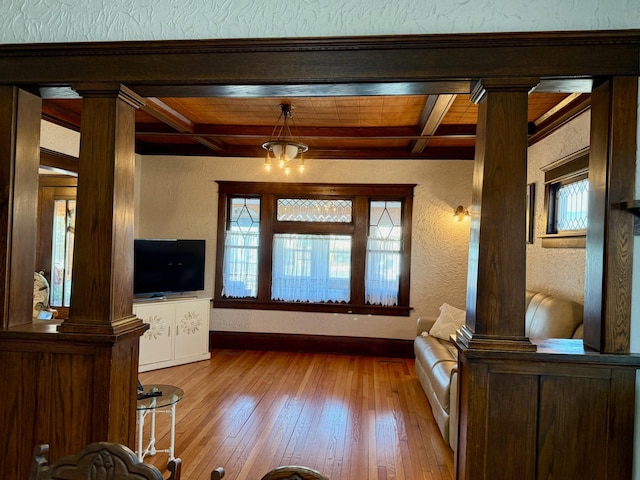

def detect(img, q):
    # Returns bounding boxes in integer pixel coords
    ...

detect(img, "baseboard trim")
[209,331,414,358]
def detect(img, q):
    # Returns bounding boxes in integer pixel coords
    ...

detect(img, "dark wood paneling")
[455,342,640,480]
[585,77,637,353]
[608,368,637,479]
[1,349,38,480]
[0,331,146,479]
[455,356,489,480]
[537,375,608,478]
[209,331,414,358]
[0,87,42,328]
[49,353,94,458]
[485,373,537,480]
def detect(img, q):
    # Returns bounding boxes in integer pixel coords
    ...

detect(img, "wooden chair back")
[30,442,181,480]
[260,465,329,480]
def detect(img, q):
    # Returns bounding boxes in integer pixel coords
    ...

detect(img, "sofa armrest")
[417,316,436,336]
[449,368,458,452]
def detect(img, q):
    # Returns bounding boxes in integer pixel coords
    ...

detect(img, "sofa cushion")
[428,303,466,341]
[525,292,583,339]
[415,359,450,443]
[414,335,457,409]
[414,334,457,372]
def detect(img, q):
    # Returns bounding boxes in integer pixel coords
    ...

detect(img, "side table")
[136,384,184,463]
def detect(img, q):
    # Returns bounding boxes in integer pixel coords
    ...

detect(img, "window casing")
[214,182,415,316]
[36,176,78,320]
[541,147,589,248]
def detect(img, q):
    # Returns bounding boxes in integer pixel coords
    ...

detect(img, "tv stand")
[135,294,166,302]
[134,292,200,303]
[134,297,211,372]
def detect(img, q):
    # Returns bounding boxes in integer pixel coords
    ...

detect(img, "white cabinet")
[134,297,211,372]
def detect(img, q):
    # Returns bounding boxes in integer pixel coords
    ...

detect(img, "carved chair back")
[259,465,329,480]
[30,442,181,480]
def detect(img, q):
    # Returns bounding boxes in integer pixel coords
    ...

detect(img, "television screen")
[134,239,205,296]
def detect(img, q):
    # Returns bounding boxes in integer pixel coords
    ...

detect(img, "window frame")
[540,147,589,248]
[37,175,78,319]
[214,181,415,316]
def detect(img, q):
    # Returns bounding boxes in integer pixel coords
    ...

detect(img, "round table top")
[136,384,184,410]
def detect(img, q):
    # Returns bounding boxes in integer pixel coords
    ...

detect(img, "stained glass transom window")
[277,199,352,222]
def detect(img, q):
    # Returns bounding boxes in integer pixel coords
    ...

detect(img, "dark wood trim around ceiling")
[2,30,639,94]
[40,148,78,174]
[19,30,640,160]
[528,93,592,144]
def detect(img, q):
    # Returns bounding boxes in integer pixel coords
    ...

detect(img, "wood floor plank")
[138,349,453,480]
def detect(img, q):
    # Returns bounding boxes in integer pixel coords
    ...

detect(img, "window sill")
[213,298,411,316]
[539,232,586,248]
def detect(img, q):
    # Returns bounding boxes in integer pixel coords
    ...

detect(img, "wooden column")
[584,76,637,353]
[0,86,41,328]
[457,78,539,351]
[59,84,144,336]
[454,76,640,480]
[56,84,147,445]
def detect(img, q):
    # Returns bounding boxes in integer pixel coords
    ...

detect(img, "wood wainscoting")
[209,331,415,358]
[455,338,640,480]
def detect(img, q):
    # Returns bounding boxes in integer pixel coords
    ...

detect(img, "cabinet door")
[173,300,209,361]
[136,304,173,366]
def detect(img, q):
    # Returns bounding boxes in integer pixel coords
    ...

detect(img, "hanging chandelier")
[262,103,308,175]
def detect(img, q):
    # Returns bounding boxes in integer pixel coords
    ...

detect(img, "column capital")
[71,83,145,109]
[471,77,540,104]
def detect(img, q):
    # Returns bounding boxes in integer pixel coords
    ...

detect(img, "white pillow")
[428,303,466,341]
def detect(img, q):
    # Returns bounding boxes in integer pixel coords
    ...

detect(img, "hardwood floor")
[138,349,454,480]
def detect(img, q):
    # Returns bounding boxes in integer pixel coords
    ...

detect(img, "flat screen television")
[134,239,205,297]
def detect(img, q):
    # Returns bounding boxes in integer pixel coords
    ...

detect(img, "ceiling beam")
[136,123,476,140]
[41,101,81,131]
[40,148,78,174]
[142,97,224,152]
[411,94,457,153]
[528,93,591,144]
[135,142,475,160]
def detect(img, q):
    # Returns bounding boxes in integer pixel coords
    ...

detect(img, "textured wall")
[526,111,590,303]
[2,0,638,44]
[135,155,474,340]
[40,121,80,158]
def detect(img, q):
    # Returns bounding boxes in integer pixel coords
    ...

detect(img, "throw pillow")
[428,303,466,341]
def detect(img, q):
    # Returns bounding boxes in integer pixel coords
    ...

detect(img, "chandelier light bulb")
[261,103,309,174]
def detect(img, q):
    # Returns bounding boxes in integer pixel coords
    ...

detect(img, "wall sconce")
[454,205,470,221]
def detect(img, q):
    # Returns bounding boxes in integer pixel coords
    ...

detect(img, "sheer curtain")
[271,234,350,303]
[365,237,401,306]
[222,230,259,298]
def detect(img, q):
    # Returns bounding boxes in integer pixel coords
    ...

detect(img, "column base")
[454,325,537,352]
[57,314,148,338]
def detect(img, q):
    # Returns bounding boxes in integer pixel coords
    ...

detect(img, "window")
[214,182,415,316]
[50,198,76,307]
[541,147,589,248]
[37,176,78,319]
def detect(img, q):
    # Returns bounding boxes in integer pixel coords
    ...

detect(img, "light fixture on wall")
[262,103,308,175]
[454,205,470,221]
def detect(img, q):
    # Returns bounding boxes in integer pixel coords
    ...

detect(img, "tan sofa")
[414,290,584,451]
